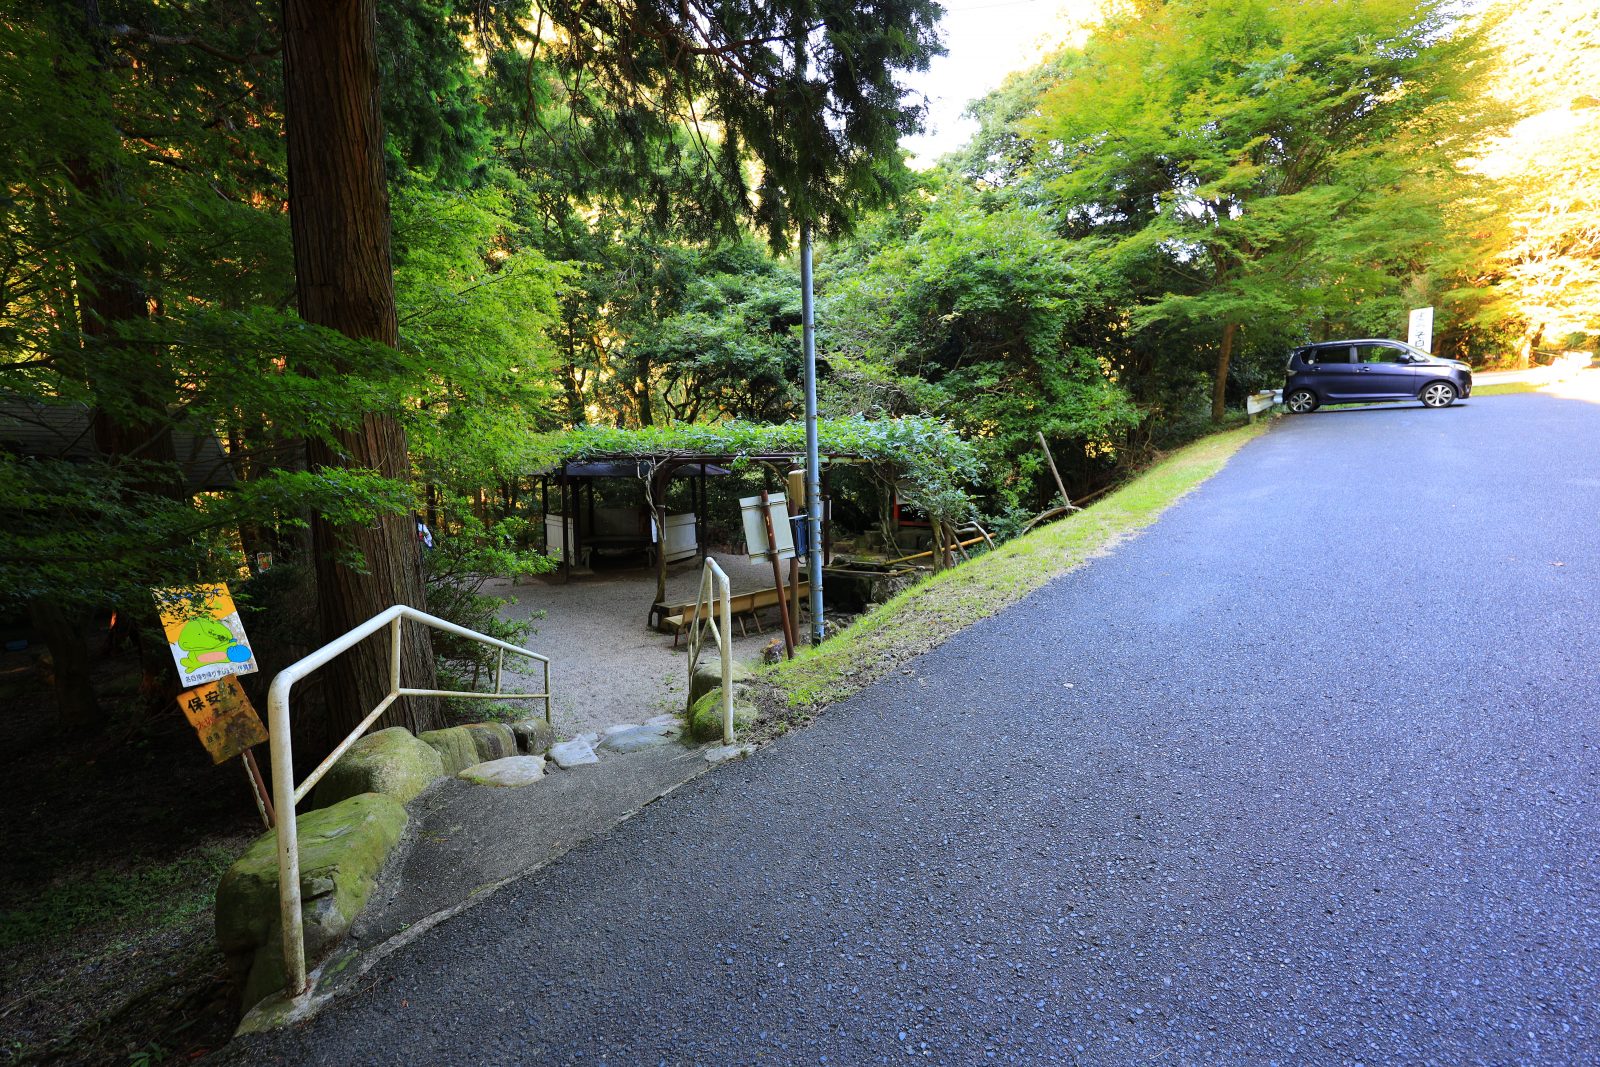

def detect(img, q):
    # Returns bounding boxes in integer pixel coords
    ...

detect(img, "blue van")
[1284,339,1472,413]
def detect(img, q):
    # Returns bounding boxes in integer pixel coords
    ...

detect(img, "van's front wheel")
[1421,382,1457,408]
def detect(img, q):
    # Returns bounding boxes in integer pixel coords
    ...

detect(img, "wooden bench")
[664,583,810,646]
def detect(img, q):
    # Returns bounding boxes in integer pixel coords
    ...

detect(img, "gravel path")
[226,394,1600,1065]
[489,554,791,738]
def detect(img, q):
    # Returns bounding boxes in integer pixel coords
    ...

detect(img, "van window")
[1306,347,1353,365]
[1355,344,1406,364]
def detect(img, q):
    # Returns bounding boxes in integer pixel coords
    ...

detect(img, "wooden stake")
[947,522,972,562]
[242,748,275,830]
[1038,431,1074,511]
[759,489,797,658]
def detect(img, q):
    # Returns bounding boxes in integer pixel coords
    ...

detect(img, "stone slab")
[601,723,682,753]
[458,755,547,787]
[548,738,599,768]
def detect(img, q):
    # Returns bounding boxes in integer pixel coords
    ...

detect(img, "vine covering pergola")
[523,416,983,613]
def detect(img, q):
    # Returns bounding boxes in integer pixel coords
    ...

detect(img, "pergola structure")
[536,448,867,622]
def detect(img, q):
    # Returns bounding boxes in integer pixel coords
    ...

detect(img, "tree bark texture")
[281,0,439,743]
[1212,320,1239,422]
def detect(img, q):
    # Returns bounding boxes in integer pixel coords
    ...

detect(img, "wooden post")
[242,749,275,830]
[1038,431,1073,511]
[560,461,571,582]
[653,466,667,608]
[821,467,833,564]
[785,470,804,634]
[697,462,707,560]
[760,489,797,658]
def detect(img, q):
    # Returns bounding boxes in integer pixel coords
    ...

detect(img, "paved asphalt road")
[228,394,1600,1065]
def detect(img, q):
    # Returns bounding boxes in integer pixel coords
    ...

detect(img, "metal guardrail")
[266,604,550,996]
[684,558,735,744]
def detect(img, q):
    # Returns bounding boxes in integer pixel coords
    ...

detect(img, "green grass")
[763,423,1267,712]
[1470,381,1543,397]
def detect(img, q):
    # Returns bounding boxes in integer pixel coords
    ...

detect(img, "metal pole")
[266,675,307,995]
[719,576,733,743]
[801,223,824,645]
[389,616,402,702]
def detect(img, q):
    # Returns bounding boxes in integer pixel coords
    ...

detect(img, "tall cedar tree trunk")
[1211,321,1239,422]
[281,0,439,742]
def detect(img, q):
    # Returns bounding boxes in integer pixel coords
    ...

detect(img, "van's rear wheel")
[1421,382,1457,408]
[1286,389,1319,414]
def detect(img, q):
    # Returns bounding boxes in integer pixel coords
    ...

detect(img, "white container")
[662,512,697,563]
[544,513,576,561]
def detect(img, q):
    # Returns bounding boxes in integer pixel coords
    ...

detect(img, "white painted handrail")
[685,558,734,744]
[266,604,550,997]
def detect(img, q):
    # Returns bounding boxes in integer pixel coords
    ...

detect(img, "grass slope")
[1470,381,1542,397]
[763,423,1266,716]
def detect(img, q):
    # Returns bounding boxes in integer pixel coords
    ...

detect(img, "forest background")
[1,0,1597,1060]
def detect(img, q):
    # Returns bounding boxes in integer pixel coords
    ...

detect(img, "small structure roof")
[0,398,235,496]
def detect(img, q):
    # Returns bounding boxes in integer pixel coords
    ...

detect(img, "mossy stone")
[685,687,757,743]
[309,726,444,809]
[215,792,407,1009]
[460,721,517,762]
[418,726,480,775]
[689,659,754,706]
[510,718,556,755]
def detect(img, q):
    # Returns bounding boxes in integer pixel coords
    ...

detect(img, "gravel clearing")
[486,553,791,738]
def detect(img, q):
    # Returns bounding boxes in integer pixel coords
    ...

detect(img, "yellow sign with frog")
[153,583,259,687]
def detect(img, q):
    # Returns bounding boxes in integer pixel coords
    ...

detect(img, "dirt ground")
[487,550,806,737]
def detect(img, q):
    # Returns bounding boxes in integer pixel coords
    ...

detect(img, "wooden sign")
[153,583,258,687]
[1408,306,1434,353]
[179,674,269,765]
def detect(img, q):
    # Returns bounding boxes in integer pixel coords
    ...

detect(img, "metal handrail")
[684,558,734,744]
[266,604,550,997]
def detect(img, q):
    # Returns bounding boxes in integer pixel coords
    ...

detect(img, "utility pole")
[801,224,824,644]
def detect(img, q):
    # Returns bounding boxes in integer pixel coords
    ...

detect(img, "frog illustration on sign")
[175,617,251,671]
[153,583,258,685]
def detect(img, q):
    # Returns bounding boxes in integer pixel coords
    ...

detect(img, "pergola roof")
[537,459,732,479]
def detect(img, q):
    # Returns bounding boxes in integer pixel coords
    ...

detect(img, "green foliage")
[422,513,554,694]
[818,181,1140,511]
[529,0,944,248]
[627,242,803,423]
[378,0,489,185]
[1018,0,1504,409]
[391,177,571,491]
[531,415,984,525]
